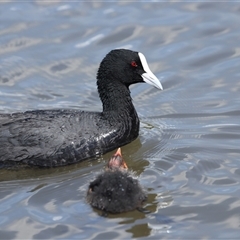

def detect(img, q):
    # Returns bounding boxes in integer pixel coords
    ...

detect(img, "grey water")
[0,1,240,239]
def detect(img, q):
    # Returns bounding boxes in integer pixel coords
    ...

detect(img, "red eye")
[131,61,137,67]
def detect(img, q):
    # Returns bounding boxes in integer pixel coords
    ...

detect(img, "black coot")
[87,148,147,214]
[0,49,163,167]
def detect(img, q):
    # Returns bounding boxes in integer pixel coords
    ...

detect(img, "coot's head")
[106,147,128,171]
[97,49,163,90]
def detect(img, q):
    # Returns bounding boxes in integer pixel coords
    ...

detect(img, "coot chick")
[87,148,147,214]
[0,49,163,167]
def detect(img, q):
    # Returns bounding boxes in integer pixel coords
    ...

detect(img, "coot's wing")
[0,109,109,167]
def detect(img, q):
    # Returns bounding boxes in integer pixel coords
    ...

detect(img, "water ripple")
[0,1,240,239]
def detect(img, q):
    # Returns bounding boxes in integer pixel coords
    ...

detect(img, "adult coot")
[87,148,147,214]
[0,49,163,167]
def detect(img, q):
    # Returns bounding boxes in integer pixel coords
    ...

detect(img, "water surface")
[0,1,240,239]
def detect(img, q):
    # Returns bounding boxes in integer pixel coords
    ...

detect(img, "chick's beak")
[108,148,128,170]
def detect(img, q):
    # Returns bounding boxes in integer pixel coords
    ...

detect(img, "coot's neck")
[97,79,137,116]
[97,77,140,148]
